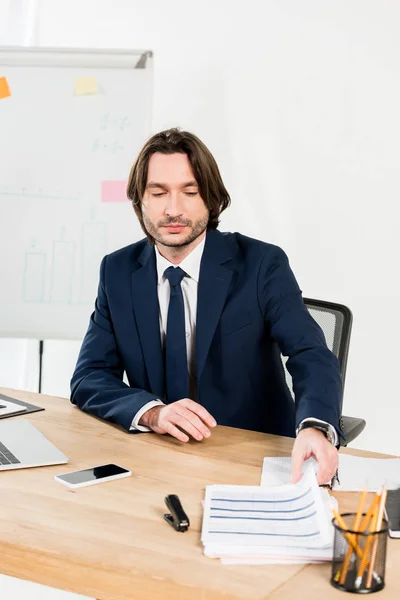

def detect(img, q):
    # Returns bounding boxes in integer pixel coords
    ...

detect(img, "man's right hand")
[138,398,217,442]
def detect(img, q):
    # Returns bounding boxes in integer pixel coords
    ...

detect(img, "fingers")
[315,447,338,485]
[311,439,338,485]
[175,405,213,438]
[164,421,190,443]
[292,428,338,486]
[291,448,305,484]
[155,399,217,442]
[172,413,210,442]
[180,398,217,428]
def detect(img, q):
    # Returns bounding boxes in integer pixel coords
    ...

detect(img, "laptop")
[0,419,68,471]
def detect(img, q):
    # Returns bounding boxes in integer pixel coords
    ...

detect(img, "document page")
[202,467,331,551]
[261,455,400,491]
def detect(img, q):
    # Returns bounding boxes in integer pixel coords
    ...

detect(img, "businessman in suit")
[71,128,341,484]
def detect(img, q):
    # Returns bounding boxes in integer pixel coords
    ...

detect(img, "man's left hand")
[291,428,338,486]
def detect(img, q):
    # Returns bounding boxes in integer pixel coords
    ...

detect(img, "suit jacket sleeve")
[258,246,343,436]
[70,256,157,431]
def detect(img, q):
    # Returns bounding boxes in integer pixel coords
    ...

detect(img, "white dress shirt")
[130,235,338,445]
[131,236,205,431]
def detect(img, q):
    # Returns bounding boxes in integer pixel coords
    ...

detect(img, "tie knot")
[164,266,186,287]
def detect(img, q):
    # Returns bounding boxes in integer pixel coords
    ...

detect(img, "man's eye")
[185,192,198,197]
[152,192,165,197]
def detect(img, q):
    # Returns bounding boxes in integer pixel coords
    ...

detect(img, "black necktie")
[164,266,188,402]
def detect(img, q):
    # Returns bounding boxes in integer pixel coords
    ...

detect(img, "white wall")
[1,0,399,456]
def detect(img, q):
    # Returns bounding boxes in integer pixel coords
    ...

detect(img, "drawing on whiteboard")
[92,112,132,154]
[79,222,107,304]
[92,138,124,153]
[23,253,46,303]
[0,184,77,202]
[49,240,76,304]
[99,113,131,131]
[21,222,107,306]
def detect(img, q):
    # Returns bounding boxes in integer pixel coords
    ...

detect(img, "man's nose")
[165,192,183,216]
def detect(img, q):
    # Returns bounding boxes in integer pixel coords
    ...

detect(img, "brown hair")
[127,128,231,242]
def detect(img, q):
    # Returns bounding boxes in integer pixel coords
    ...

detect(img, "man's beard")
[143,214,209,247]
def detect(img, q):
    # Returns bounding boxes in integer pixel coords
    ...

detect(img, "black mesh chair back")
[303,298,351,401]
[282,298,365,445]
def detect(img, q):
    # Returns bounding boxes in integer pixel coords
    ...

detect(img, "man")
[71,128,341,485]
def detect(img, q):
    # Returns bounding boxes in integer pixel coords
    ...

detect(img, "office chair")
[283,298,366,446]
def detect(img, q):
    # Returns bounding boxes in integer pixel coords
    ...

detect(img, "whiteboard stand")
[38,340,43,393]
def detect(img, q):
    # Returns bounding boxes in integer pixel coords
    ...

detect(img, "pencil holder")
[331,513,388,593]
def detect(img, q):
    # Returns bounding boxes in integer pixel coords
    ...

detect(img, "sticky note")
[0,76,11,100]
[101,180,128,203]
[74,76,98,96]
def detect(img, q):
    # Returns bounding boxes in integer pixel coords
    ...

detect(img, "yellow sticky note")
[74,76,98,96]
[0,76,11,100]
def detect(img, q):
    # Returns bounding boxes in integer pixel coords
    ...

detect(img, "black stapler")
[164,494,190,532]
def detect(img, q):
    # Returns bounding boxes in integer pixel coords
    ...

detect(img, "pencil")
[332,510,365,560]
[338,488,367,585]
[355,490,381,589]
[359,493,379,531]
[366,488,387,589]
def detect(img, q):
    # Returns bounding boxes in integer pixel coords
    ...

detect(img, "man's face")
[141,152,209,247]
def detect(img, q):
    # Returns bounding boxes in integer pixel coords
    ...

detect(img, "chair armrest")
[341,415,366,446]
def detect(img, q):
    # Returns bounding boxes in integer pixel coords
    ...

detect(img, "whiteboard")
[0,47,153,339]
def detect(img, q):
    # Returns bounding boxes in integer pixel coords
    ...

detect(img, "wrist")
[297,427,326,441]
[296,419,338,446]
[138,405,162,429]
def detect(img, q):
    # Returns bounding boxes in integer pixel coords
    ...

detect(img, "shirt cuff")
[296,417,339,447]
[130,400,165,432]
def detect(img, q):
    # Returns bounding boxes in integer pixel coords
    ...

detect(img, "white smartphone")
[385,488,400,538]
[54,463,131,489]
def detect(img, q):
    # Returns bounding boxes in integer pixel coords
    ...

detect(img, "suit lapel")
[196,231,234,382]
[131,244,164,398]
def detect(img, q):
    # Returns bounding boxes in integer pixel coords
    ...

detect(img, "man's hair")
[127,128,231,242]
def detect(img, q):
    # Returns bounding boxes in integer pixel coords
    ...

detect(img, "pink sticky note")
[101,180,128,203]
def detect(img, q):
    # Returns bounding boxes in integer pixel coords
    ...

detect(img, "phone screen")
[385,489,400,533]
[57,464,129,485]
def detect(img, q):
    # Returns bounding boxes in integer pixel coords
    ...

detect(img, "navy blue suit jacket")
[71,230,342,438]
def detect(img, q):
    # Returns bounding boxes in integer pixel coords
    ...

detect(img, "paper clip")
[164,494,190,532]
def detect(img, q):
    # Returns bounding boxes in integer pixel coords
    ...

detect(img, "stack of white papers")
[202,468,336,564]
[261,455,400,491]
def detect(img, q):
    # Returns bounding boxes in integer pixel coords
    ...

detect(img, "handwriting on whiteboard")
[100,113,131,131]
[92,112,131,154]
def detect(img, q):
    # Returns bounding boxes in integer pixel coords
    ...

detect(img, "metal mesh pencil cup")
[331,513,388,593]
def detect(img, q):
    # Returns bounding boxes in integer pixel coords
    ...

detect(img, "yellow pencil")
[338,489,367,585]
[359,494,379,531]
[366,488,387,589]
[332,510,365,559]
[355,490,381,589]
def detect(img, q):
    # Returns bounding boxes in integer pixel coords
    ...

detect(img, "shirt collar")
[155,235,206,284]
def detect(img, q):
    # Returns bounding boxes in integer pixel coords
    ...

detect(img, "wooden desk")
[0,387,398,599]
